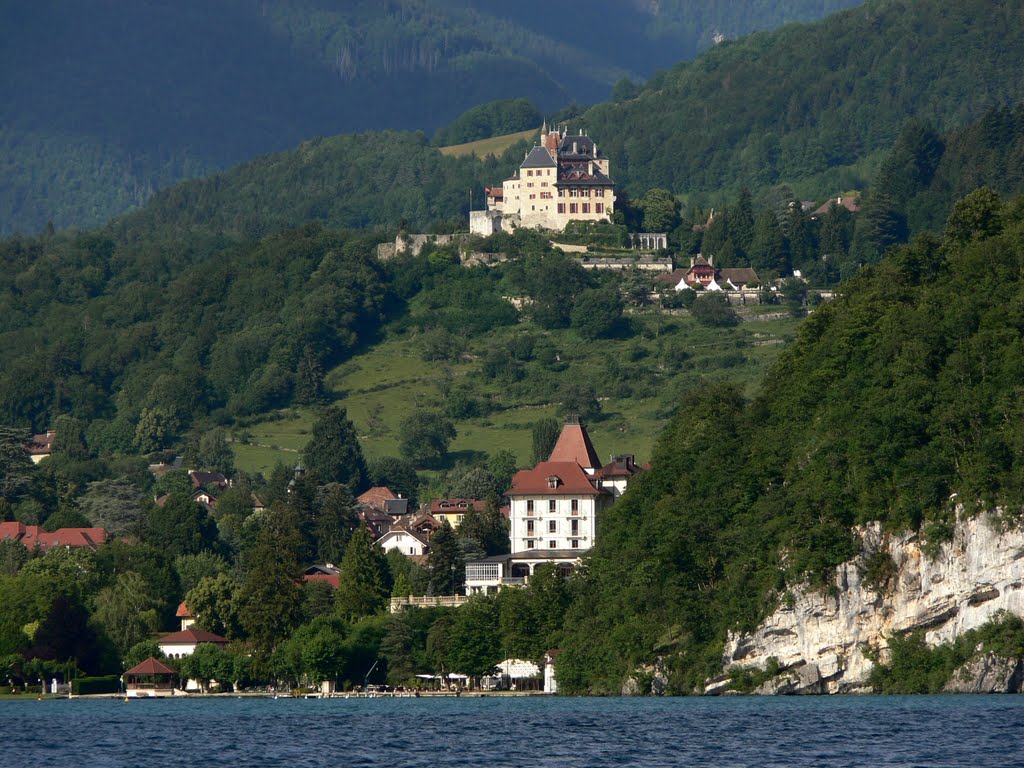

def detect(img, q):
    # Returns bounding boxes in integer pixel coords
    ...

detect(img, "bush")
[690,293,739,327]
[72,675,121,695]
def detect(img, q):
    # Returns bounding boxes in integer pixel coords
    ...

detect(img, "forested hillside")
[1,0,860,234]
[583,0,1024,206]
[555,188,1024,693]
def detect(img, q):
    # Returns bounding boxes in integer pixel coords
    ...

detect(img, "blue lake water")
[2,695,1023,767]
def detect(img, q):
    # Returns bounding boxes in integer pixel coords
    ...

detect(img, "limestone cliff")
[712,511,1024,694]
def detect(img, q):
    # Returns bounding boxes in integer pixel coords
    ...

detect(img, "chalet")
[464,418,641,595]
[189,470,229,491]
[472,123,615,235]
[656,255,760,292]
[27,430,56,463]
[377,524,430,557]
[0,522,109,551]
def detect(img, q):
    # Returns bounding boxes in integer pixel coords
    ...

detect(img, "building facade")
[471,124,615,235]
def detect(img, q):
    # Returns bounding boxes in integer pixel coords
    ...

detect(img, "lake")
[2,695,1023,767]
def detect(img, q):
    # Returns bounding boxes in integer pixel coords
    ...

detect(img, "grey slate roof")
[521,145,557,168]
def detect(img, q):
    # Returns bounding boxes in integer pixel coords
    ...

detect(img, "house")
[429,498,487,528]
[303,564,341,589]
[0,522,110,551]
[812,195,861,217]
[26,430,56,463]
[124,657,180,698]
[189,470,229,491]
[157,627,228,659]
[472,123,615,235]
[377,524,430,557]
[544,649,562,694]
[465,417,641,595]
[655,255,760,292]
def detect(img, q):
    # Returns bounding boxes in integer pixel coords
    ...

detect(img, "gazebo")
[124,657,179,697]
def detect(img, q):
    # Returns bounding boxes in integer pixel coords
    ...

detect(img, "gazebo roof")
[125,657,176,676]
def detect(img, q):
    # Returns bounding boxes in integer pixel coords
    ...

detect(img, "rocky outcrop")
[715,512,1024,693]
[622,659,668,696]
[943,654,1023,693]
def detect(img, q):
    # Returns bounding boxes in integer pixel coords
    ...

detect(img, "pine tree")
[427,521,465,596]
[302,405,368,490]
[335,526,390,619]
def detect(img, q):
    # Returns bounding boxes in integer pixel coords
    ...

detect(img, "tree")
[367,456,420,507]
[294,348,326,406]
[571,287,623,340]
[302,405,368,490]
[638,188,680,232]
[313,483,360,564]
[79,478,146,537]
[92,571,160,657]
[123,639,164,671]
[558,382,601,423]
[145,493,219,557]
[487,450,518,493]
[691,293,740,327]
[732,188,756,253]
[399,409,456,468]
[943,186,1003,243]
[749,211,790,276]
[174,552,228,595]
[194,429,235,476]
[335,526,391,619]
[525,251,592,329]
[134,408,178,454]
[446,596,500,679]
[0,426,33,502]
[380,613,417,685]
[531,417,560,464]
[0,539,27,576]
[450,466,500,500]
[458,498,510,557]
[180,642,233,693]
[186,573,241,639]
[427,521,464,596]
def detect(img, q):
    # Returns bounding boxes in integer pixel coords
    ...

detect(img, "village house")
[157,626,228,660]
[303,563,341,589]
[472,123,615,235]
[464,418,642,595]
[26,430,56,463]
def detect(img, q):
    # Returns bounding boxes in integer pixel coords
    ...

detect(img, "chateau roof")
[508,461,606,496]
[158,627,227,645]
[521,145,557,168]
[176,601,192,618]
[548,421,601,471]
[556,166,615,187]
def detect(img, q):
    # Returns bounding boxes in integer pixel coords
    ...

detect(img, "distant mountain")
[581,0,1024,207]
[0,0,861,235]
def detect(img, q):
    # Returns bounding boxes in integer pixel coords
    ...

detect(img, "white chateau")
[470,123,615,235]
[465,418,642,595]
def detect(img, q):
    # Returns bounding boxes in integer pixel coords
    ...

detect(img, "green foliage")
[302,406,368,491]
[433,98,542,147]
[144,493,219,558]
[531,418,561,464]
[571,287,624,340]
[427,522,465,597]
[335,527,391,620]
[92,572,161,657]
[690,293,740,328]
[399,410,456,469]
[367,457,420,508]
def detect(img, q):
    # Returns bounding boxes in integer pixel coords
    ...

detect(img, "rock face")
[622,659,669,696]
[717,512,1024,693]
[943,654,1023,693]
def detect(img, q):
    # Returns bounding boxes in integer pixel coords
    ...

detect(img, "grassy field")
[438,128,536,158]
[233,305,803,477]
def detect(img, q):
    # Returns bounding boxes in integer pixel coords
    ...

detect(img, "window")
[596,189,604,197]
[541,182,548,187]
[570,203,578,214]
[571,520,579,536]
[571,499,579,513]
[527,540,535,549]
[457,515,464,523]
[582,203,590,214]
[409,547,415,555]
[527,170,533,176]
[527,182,534,188]
[548,540,557,548]
[571,539,580,549]
[529,194,536,199]
[527,500,534,514]
[527,520,534,535]
[570,189,579,198]
[548,520,557,533]
[549,499,556,513]
[595,203,604,214]
[558,189,566,197]
[557,203,565,214]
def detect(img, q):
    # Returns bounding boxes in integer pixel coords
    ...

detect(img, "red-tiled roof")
[27,430,56,456]
[508,461,605,496]
[303,573,340,589]
[158,627,227,645]
[125,657,177,676]
[813,196,861,216]
[189,471,228,489]
[357,486,398,512]
[595,455,643,479]
[0,523,109,551]
[176,601,192,618]
[548,422,601,471]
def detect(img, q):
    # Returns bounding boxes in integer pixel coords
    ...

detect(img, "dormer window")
[547,476,560,489]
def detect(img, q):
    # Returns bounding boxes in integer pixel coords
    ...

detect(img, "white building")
[377,525,430,557]
[471,124,615,235]
[465,418,642,595]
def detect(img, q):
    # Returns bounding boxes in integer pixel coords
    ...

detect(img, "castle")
[470,123,616,235]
